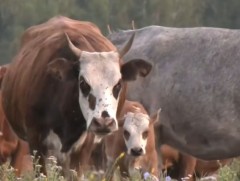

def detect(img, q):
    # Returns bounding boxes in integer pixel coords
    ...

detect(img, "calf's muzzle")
[131,147,143,156]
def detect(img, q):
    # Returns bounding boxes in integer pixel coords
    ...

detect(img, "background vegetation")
[1,0,240,64]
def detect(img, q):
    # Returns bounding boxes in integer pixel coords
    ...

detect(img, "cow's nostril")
[101,111,110,118]
[90,117,117,135]
[131,147,143,156]
[92,117,101,127]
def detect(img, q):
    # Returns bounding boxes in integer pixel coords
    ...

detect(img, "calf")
[0,64,31,176]
[160,144,232,181]
[105,100,160,180]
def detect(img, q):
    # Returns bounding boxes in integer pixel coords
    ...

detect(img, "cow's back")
[108,26,240,159]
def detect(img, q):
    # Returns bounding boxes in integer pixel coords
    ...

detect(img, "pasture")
[1,19,240,181]
[1,1,240,181]
[0,154,240,181]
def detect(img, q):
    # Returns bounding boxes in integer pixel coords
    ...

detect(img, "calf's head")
[121,109,160,157]
[47,33,152,137]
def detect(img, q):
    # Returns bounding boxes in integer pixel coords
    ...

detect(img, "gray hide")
[108,26,240,160]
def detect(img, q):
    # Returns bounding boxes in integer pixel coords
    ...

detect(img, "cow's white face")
[47,33,153,139]
[123,112,150,156]
[78,51,121,134]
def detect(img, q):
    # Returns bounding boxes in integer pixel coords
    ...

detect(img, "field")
[0,152,240,181]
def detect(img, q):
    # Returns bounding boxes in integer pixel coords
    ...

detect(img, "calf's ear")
[47,58,78,81]
[150,108,161,125]
[121,59,152,81]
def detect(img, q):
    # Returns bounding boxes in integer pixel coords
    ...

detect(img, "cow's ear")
[47,58,78,81]
[121,59,152,81]
[150,108,161,125]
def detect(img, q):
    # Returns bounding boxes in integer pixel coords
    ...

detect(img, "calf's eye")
[142,130,149,139]
[123,130,130,140]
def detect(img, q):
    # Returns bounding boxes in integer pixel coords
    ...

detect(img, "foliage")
[1,152,240,181]
[217,159,240,181]
[0,0,240,64]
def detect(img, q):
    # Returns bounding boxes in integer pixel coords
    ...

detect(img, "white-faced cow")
[1,16,152,175]
[108,26,240,160]
[105,100,160,180]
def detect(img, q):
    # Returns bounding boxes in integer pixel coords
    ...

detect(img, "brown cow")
[0,64,31,176]
[105,100,160,180]
[1,16,152,175]
[160,144,232,181]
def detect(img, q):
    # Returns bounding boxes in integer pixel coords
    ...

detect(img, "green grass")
[0,154,239,181]
[217,159,240,181]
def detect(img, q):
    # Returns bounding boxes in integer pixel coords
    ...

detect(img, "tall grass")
[0,154,239,181]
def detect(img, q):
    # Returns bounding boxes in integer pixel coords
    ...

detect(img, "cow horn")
[107,24,112,34]
[119,33,135,58]
[131,20,135,30]
[65,33,82,58]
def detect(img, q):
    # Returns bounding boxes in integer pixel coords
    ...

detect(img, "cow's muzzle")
[89,117,117,136]
[130,147,143,157]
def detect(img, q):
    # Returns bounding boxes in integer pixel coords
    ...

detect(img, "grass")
[0,153,239,181]
[217,159,240,181]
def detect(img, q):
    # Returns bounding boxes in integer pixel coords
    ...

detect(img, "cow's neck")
[93,135,103,143]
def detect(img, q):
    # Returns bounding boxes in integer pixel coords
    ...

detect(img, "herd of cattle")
[0,16,239,181]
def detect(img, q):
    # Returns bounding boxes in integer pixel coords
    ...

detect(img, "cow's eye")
[123,130,130,140]
[79,76,91,96]
[113,80,122,99]
[142,130,148,139]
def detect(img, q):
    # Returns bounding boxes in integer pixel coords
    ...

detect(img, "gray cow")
[108,26,240,160]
